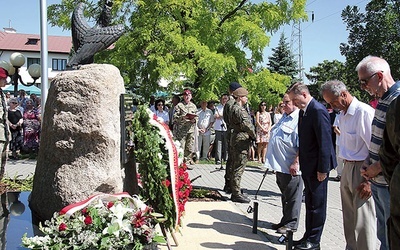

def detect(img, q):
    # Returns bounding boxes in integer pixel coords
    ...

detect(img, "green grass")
[189,188,211,198]
[2,174,34,192]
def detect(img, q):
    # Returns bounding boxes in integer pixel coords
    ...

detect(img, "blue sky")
[3,0,368,83]
[262,0,369,82]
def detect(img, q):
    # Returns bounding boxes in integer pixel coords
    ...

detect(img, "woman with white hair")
[7,97,23,159]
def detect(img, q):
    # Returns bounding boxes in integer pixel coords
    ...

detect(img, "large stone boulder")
[29,64,125,220]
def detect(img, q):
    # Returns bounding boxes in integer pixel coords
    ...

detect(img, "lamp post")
[0,52,41,97]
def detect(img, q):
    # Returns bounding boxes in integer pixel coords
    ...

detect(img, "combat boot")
[223,185,232,194]
[231,194,250,203]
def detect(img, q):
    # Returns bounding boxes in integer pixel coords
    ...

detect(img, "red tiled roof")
[0,31,71,54]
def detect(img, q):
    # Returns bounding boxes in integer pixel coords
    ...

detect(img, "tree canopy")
[340,0,400,102]
[267,33,298,81]
[305,60,346,101]
[48,0,307,107]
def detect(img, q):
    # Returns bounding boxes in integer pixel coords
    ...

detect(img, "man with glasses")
[321,80,376,250]
[0,67,9,179]
[264,94,303,235]
[356,55,400,250]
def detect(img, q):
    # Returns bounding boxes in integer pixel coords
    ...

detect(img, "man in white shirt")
[213,94,228,165]
[197,100,215,160]
[321,80,376,250]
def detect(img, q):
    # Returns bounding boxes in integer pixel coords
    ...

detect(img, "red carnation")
[162,179,171,187]
[59,223,67,231]
[107,201,114,209]
[84,216,92,225]
[81,208,87,215]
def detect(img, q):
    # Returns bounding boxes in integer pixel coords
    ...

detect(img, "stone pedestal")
[29,64,125,220]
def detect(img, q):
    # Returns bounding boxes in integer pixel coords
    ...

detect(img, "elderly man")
[228,87,256,203]
[0,67,9,179]
[356,56,400,250]
[321,80,376,250]
[264,94,303,234]
[287,82,336,250]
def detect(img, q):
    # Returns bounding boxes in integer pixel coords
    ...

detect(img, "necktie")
[299,109,304,126]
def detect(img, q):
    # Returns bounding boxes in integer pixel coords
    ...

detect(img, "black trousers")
[276,172,303,229]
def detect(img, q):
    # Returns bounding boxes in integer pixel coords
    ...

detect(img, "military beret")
[182,89,192,95]
[0,67,8,79]
[233,87,248,97]
[229,82,241,91]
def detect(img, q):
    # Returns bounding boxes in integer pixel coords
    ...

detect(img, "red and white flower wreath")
[147,109,192,227]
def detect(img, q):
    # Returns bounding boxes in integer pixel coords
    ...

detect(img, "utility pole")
[290,11,314,83]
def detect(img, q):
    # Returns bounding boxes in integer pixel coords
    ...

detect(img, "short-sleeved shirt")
[264,109,299,174]
[337,97,374,161]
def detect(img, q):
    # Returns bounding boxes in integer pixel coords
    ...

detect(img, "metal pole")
[40,0,48,115]
[286,230,293,250]
[12,70,18,97]
[252,201,258,234]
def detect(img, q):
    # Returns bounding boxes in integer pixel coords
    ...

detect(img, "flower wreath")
[21,192,166,249]
[132,106,192,230]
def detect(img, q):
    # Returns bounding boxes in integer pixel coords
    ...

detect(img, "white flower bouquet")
[22,192,166,249]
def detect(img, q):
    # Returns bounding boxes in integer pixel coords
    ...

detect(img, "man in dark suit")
[287,82,336,250]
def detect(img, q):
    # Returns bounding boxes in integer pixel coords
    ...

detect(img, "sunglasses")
[261,104,267,106]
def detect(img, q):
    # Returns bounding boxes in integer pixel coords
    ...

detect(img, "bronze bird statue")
[67,0,125,68]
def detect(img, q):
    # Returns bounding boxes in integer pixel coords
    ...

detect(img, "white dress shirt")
[337,97,374,161]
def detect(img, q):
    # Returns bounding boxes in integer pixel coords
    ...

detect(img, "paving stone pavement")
[188,162,345,250]
[5,159,346,249]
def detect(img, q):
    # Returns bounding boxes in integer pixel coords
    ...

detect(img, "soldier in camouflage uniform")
[222,82,242,193]
[173,89,198,165]
[0,67,9,179]
[229,87,256,203]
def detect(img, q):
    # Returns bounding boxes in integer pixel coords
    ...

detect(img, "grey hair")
[320,80,347,97]
[7,97,18,106]
[286,82,309,95]
[355,55,391,75]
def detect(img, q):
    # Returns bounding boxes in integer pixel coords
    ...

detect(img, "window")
[52,59,67,71]
[26,38,39,45]
[27,58,40,67]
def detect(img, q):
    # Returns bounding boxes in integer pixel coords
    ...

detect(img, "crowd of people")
[5,89,41,160]
[146,55,400,250]
[147,88,281,168]
[0,68,41,179]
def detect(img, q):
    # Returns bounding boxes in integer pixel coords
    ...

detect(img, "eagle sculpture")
[67,0,125,68]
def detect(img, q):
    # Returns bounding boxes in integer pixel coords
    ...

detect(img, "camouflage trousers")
[177,132,195,161]
[224,130,232,188]
[229,140,249,195]
[0,141,7,179]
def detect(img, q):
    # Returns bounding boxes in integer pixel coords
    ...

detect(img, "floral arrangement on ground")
[21,193,166,249]
[131,106,192,230]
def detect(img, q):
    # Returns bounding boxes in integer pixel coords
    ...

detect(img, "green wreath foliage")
[131,105,176,229]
